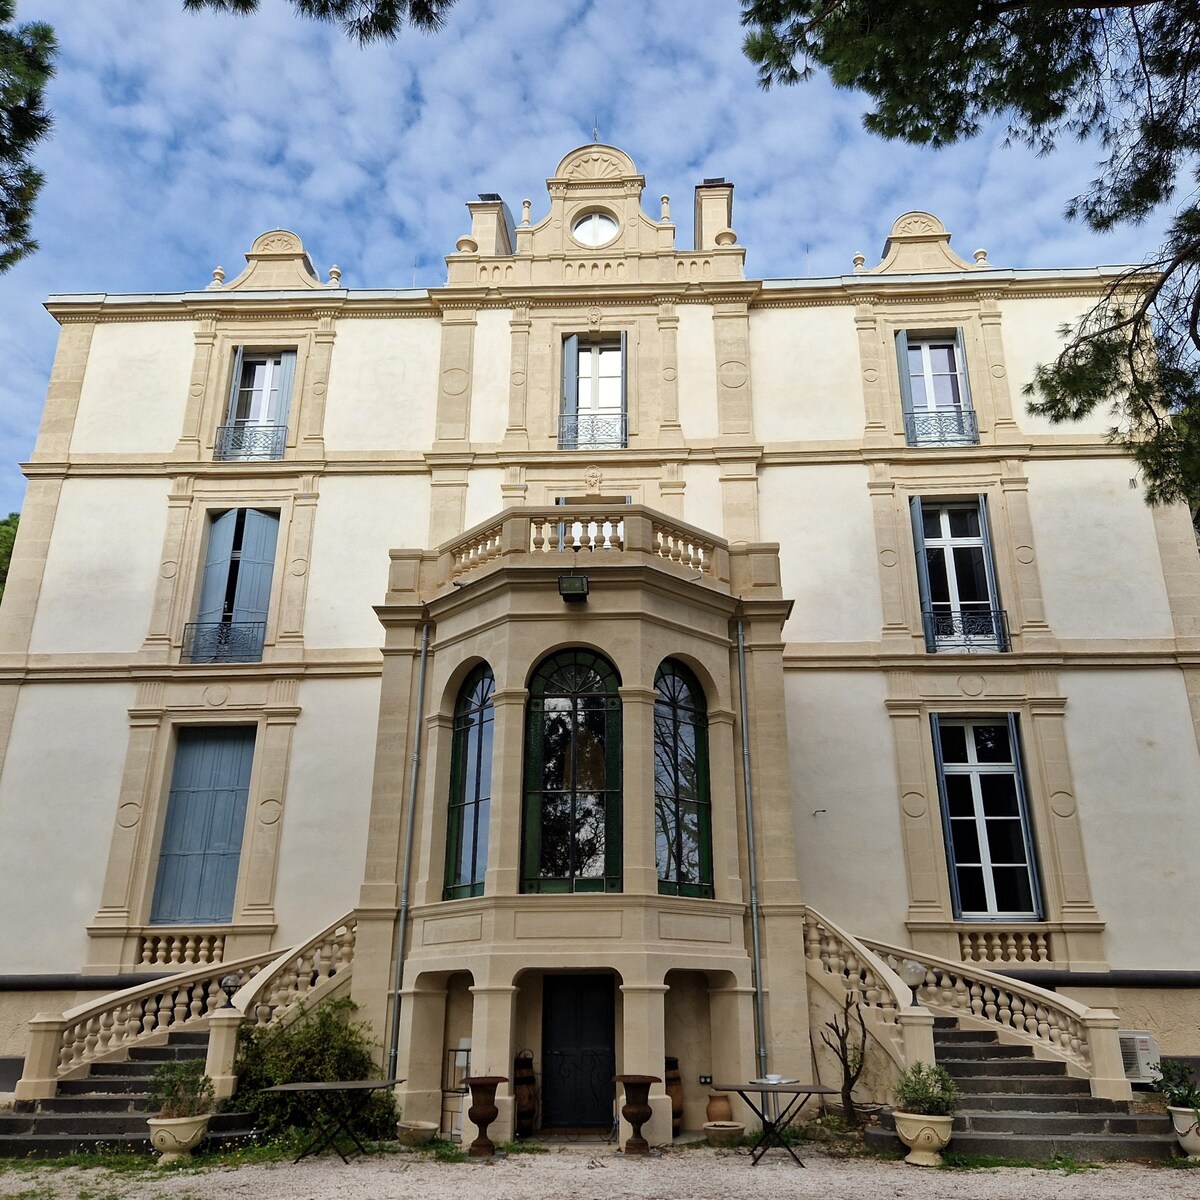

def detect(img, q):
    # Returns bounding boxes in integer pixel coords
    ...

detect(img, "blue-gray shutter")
[562,335,579,419]
[895,330,914,415]
[226,347,245,422]
[953,328,972,410]
[196,510,237,624]
[928,714,962,915]
[909,497,936,651]
[270,349,296,429]
[231,509,279,626]
[619,330,628,442]
[977,494,1004,649]
[150,726,255,924]
[1007,713,1044,918]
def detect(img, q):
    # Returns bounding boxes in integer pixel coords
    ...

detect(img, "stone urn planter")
[703,1120,744,1148]
[462,1075,507,1158]
[1168,1106,1200,1159]
[893,1112,954,1166]
[615,1074,660,1156]
[147,1114,211,1164]
[396,1119,439,1146]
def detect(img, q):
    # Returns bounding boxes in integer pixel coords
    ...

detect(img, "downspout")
[736,617,770,1080]
[387,620,431,1078]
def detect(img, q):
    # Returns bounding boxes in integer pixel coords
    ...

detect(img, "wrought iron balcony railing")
[922,608,1010,653]
[214,423,287,461]
[558,413,627,450]
[182,621,267,664]
[905,409,979,446]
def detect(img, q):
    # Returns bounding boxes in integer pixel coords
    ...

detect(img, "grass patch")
[498,1140,549,1154]
[1153,1155,1200,1169]
[939,1149,1103,1172]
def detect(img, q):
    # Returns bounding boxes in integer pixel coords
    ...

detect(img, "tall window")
[523,649,622,893]
[933,716,1041,919]
[560,334,627,449]
[444,665,495,900]
[150,726,256,925]
[215,349,295,461]
[896,331,978,446]
[654,660,713,898]
[910,497,1008,652]
[184,508,279,663]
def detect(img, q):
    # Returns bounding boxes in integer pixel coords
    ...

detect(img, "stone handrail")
[802,906,935,1069]
[14,947,284,1101]
[860,936,1131,1100]
[204,912,358,1099]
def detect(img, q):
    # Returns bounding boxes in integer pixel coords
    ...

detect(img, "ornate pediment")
[555,145,637,182]
[869,211,980,274]
[213,228,334,291]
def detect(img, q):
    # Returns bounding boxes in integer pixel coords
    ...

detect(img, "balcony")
[922,608,1010,653]
[214,423,287,461]
[904,409,979,446]
[182,621,267,664]
[558,413,627,450]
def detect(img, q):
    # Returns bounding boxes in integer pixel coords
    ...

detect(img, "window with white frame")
[932,716,1041,919]
[184,508,280,663]
[560,334,627,449]
[896,330,978,445]
[215,349,296,461]
[910,497,1008,652]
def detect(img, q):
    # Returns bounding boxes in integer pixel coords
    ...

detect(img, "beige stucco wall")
[70,320,195,454]
[0,683,136,973]
[761,464,883,642]
[28,479,169,654]
[680,463,724,538]
[0,991,81,1058]
[784,670,909,942]
[468,309,512,446]
[272,677,382,943]
[750,307,863,443]
[674,305,719,440]
[999,295,1112,438]
[1062,669,1200,968]
[464,468,504,532]
[303,475,431,648]
[322,316,440,451]
[1026,459,1175,639]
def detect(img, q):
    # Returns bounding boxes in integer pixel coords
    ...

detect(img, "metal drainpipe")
[736,617,770,1080]
[387,621,431,1078]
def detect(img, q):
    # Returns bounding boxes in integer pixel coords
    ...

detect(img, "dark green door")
[541,975,615,1128]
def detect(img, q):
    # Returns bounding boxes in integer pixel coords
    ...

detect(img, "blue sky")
[0,0,1171,515]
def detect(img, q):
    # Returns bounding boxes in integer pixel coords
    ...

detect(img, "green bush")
[1155,1060,1200,1110]
[893,1062,959,1116]
[230,998,398,1138]
[146,1059,214,1118]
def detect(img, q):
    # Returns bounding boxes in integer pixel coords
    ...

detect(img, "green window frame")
[444,664,495,900]
[654,660,713,898]
[522,649,622,893]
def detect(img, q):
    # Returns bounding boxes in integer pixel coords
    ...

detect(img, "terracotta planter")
[892,1111,953,1166]
[615,1074,660,1156]
[462,1075,507,1158]
[146,1114,210,1164]
[1168,1106,1200,1159]
[706,1092,733,1124]
[703,1120,744,1148]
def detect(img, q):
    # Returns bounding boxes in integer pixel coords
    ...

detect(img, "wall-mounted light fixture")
[558,574,589,603]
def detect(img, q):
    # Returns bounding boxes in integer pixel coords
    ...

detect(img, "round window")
[571,211,618,247]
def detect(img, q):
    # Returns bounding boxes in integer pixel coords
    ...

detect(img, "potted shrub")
[1155,1059,1200,1159]
[891,1061,959,1167]
[145,1059,215,1164]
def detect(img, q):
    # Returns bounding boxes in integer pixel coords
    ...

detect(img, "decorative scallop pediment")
[870,210,981,274]
[216,228,332,291]
[554,144,638,182]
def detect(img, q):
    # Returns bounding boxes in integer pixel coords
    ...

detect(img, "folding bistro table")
[713,1080,837,1166]
[260,1078,404,1163]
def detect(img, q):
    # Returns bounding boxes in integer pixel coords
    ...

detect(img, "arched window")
[654,660,712,897]
[444,664,495,899]
[523,649,622,893]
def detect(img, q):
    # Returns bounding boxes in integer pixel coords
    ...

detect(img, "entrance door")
[541,974,615,1129]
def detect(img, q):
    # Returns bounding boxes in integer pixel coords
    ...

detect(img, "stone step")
[959,1093,1141,1114]
[0,1111,250,1137]
[943,1058,1067,1077]
[127,1043,206,1062]
[32,1095,154,1114]
[57,1077,156,1096]
[949,1074,1091,1095]
[956,1110,1172,1137]
[933,1042,1033,1059]
[865,1124,1177,1162]
[89,1060,159,1077]
[933,1028,999,1043]
[0,1127,255,1160]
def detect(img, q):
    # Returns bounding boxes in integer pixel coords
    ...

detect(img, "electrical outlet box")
[699,1074,712,1085]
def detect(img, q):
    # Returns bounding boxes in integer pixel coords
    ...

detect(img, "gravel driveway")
[2,1145,1196,1200]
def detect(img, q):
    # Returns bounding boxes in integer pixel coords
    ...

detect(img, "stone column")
[618,982,672,1146]
[274,477,319,658]
[468,983,518,1141]
[997,466,1054,650]
[434,305,478,446]
[503,305,530,450]
[715,449,761,544]
[978,299,1021,440]
[620,685,659,896]
[297,314,334,457]
[173,316,217,460]
[869,467,916,647]
[138,476,196,663]
[393,977,449,1125]
[657,300,683,447]
[486,687,527,896]
[854,301,892,448]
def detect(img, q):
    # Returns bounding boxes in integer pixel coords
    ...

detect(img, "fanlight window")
[654,661,713,897]
[522,649,622,893]
[444,665,494,899]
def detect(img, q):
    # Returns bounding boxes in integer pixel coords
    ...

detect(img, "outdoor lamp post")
[899,959,926,1007]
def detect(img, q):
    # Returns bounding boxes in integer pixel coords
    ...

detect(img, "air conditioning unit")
[1118,1030,1162,1085]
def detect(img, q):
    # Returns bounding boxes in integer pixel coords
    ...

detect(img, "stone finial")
[327,264,342,286]
[455,235,480,254]
[206,265,226,289]
[660,194,670,221]
[973,248,990,267]
[521,198,532,225]
[713,228,737,246]
[852,251,866,273]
